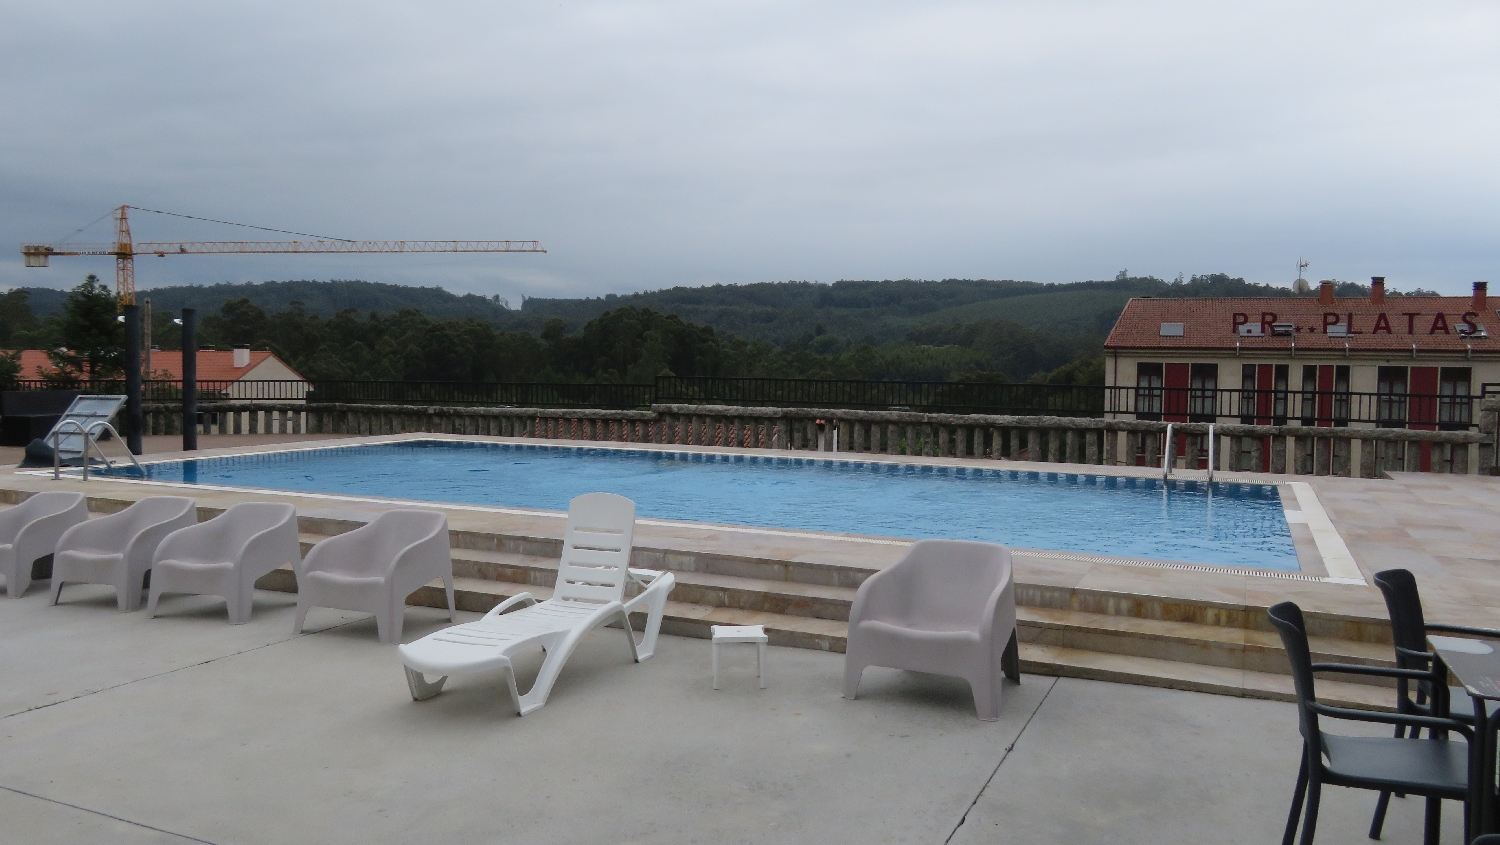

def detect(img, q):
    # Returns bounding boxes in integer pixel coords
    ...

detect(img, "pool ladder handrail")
[1162,423,1173,479]
[51,420,144,481]
[1206,423,1215,483]
[1163,423,1216,483]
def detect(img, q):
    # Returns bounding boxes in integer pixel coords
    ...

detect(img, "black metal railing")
[655,377,1495,429]
[0,378,310,402]
[1116,385,1483,429]
[653,377,1107,415]
[1,377,1493,428]
[307,380,653,409]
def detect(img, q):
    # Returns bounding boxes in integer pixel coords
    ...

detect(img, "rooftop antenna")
[1294,258,1311,295]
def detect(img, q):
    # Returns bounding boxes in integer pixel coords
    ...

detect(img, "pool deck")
[6,432,1497,621]
[0,587,1472,844]
[2,432,1498,706]
[1,433,1496,842]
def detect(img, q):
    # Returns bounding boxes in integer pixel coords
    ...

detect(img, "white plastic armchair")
[0,491,87,598]
[294,509,456,643]
[398,492,676,716]
[51,496,197,611]
[842,539,1021,721]
[147,502,301,624]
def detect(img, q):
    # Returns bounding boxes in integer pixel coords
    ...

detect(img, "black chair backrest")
[0,390,79,417]
[1374,569,1429,667]
[1268,601,1322,749]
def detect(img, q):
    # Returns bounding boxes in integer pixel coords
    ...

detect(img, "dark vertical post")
[181,309,198,451]
[122,304,143,455]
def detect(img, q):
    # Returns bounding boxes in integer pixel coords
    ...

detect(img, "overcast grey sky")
[2,1,1496,301]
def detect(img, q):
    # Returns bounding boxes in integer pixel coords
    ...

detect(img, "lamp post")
[181,309,197,451]
[122,304,142,455]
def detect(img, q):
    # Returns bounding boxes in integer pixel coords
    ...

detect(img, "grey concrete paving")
[951,677,1468,845]
[0,583,373,718]
[0,587,1474,844]
[0,787,201,844]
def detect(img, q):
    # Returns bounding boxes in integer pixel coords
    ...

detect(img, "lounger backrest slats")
[554,493,635,605]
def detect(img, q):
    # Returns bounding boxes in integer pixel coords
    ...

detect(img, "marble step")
[260,562,1394,709]
[297,536,859,621]
[1019,606,1394,684]
[1018,643,1394,711]
[290,535,1396,684]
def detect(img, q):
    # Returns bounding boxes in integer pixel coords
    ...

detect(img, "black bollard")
[181,308,197,451]
[122,304,143,455]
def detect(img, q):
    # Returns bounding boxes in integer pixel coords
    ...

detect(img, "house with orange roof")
[9,347,308,401]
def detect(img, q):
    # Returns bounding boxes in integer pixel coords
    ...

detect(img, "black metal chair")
[1270,601,1477,845]
[1370,568,1500,838]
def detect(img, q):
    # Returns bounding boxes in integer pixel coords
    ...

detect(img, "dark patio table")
[1428,634,1500,834]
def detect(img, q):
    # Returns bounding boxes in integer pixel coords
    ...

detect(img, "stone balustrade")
[141,396,1500,478]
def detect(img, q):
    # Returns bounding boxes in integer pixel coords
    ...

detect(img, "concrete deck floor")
[0,587,1471,844]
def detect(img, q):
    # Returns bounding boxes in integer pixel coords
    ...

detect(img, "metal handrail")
[1206,423,1216,483]
[1162,423,1174,480]
[51,420,143,481]
[51,420,86,481]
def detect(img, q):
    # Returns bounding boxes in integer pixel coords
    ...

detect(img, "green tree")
[0,350,20,386]
[0,289,40,347]
[47,274,123,382]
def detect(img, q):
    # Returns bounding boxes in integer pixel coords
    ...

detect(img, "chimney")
[233,346,250,368]
[1318,280,1335,305]
[1370,276,1385,305]
[1474,281,1489,312]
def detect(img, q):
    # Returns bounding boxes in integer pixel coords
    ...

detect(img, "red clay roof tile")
[6,349,302,382]
[1103,295,1498,353]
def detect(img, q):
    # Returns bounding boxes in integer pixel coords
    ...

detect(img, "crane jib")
[20,204,543,304]
[22,240,544,256]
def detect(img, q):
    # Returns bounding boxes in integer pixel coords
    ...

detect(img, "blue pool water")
[103,441,1299,570]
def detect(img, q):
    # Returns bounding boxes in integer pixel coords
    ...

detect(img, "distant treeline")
[1,279,1101,384]
[3,273,1434,387]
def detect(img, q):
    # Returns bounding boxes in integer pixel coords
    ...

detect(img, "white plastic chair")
[842,539,1021,721]
[398,492,676,716]
[147,502,301,624]
[0,491,88,599]
[293,509,457,643]
[50,496,197,611]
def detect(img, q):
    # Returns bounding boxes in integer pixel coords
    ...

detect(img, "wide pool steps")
[11,491,1393,712]
[272,520,1397,711]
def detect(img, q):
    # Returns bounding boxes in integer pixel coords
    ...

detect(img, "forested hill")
[18,280,512,323]
[516,274,1310,345]
[7,273,1387,385]
[20,273,1316,346]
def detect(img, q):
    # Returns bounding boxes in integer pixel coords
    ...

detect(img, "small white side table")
[711,624,768,690]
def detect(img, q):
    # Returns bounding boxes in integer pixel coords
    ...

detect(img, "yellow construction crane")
[21,205,545,304]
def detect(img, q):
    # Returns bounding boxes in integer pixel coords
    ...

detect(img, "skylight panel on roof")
[1159,322,1184,337]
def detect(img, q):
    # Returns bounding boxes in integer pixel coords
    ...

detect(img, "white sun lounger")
[398,492,676,716]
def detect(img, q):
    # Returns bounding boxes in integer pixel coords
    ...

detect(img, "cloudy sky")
[2,1,1496,301]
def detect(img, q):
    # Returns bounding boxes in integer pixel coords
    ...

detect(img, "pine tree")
[47,275,123,383]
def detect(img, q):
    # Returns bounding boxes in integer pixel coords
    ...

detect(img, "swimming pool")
[97,440,1300,570]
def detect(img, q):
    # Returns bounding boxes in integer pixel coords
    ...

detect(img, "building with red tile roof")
[1102,279,1496,469]
[8,347,307,400]
[11,348,302,382]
